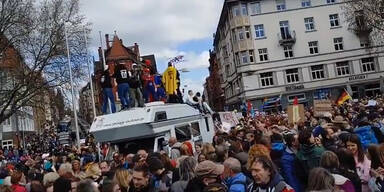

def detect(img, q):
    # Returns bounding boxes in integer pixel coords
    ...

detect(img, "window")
[233,5,241,17]
[254,24,265,38]
[258,48,268,61]
[249,50,255,63]
[155,111,167,122]
[191,122,201,137]
[284,45,294,58]
[260,72,274,87]
[241,51,248,64]
[237,28,245,40]
[336,61,350,76]
[2,118,11,126]
[286,68,300,83]
[327,0,336,3]
[302,0,311,7]
[361,57,375,72]
[250,2,261,14]
[241,3,248,16]
[308,41,319,54]
[304,17,315,31]
[329,14,340,27]
[311,65,325,80]
[225,64,230,76]
[245,26,251,39]
[276,0,286,11]
[175,125,192,142]
[334,37,344,51]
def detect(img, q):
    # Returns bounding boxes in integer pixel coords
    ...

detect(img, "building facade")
[214,0,384,111]
[205,50,225,111]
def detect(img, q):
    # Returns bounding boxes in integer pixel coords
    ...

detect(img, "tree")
[342,0,384,45]
[0,0,90,125]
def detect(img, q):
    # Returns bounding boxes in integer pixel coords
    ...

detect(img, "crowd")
[1,95,384,192]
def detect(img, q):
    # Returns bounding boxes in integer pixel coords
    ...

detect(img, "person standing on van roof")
[168,137,182,160]
[112,63,131,111]
[99,68,116,114]
[162,62,179,103]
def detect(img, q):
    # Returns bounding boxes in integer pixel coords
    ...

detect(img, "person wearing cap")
[112,63,132,111]
[247,155,293,192]
[128,63,144,107]
[222,157,247,192]
[184,160,226,192]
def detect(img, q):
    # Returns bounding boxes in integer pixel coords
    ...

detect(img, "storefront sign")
[349,74,366,81]
[285,84,304,91]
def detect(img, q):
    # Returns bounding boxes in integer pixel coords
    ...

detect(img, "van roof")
[90,102,201,143]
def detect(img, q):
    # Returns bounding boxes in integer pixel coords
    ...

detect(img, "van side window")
[205,117,210,132]
[191,122,201,136]
[175,125,191,142]
[155,111,167,122]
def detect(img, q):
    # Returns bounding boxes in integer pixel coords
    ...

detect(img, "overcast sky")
[80,0,224,94]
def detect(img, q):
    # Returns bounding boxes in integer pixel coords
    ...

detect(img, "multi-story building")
[79,82,97,124]
[205,50,225,111]
[214,0,384,111]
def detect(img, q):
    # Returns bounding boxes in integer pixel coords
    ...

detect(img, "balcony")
[278,30,296,46]
[229,16,250,29]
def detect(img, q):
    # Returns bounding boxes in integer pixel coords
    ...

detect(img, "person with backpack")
[222,157,247,192]
[247,155,293,192]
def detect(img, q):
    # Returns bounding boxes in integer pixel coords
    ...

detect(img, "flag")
[337,89,352,105]
[293,96,298,105]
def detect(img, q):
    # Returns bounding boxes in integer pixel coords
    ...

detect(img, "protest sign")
[313,100,333,117]
[287,104,305,124]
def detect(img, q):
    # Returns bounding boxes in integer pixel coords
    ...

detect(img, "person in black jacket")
[99,69,116,114]
[113,64,131,110]
[129,63,144,107]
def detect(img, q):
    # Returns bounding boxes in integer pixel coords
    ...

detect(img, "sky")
[80,0,224,94]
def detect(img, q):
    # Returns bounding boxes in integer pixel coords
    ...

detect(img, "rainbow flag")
[337,90,352,105]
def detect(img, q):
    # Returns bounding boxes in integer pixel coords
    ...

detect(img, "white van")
[90,102,215,154]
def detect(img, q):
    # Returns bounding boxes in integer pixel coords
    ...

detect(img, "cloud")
[81,0,223,55]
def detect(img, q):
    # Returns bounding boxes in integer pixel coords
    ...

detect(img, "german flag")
[337,89,352,105]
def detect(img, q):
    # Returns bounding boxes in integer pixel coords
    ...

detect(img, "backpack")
[354,125,378,150]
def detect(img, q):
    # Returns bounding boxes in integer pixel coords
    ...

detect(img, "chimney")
[134,43,140,59]
[105,34,110,49]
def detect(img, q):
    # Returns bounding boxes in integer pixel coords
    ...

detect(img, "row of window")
[232,0,337,17]
[233,37,344,65]
[250,14,340,40]
[259,57,376,87]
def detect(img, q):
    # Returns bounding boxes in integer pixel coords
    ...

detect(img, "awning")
[92,123,155,143]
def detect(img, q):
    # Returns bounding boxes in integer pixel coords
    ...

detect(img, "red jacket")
[11,184,27,192]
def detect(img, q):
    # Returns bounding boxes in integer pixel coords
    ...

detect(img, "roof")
[106,35,131,60]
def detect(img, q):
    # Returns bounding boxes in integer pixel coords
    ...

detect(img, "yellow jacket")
[162,66,178,95]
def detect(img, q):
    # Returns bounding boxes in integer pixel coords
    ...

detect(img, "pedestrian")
[345,134,371,192]
[171,157,197,192]
[128,63,144,107]
[184,160,226,192]
[336,148,362,192]
[114,169,131,192]
[113,63,131,110]
[281,131,302,192]
[306,167,335,192]
[99,68,116,114]
[168,137,182,160]
[162,62,178,103]
[320,150,355,192]
[129,164,154,192]
[247,155,293,192]
[222,157,247,192]
[10,170,27,192]
[76,179,100,192]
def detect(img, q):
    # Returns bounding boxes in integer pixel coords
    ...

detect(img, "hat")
[312,125,324,137]
[196,160,224,177]
[332,116,348,124]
